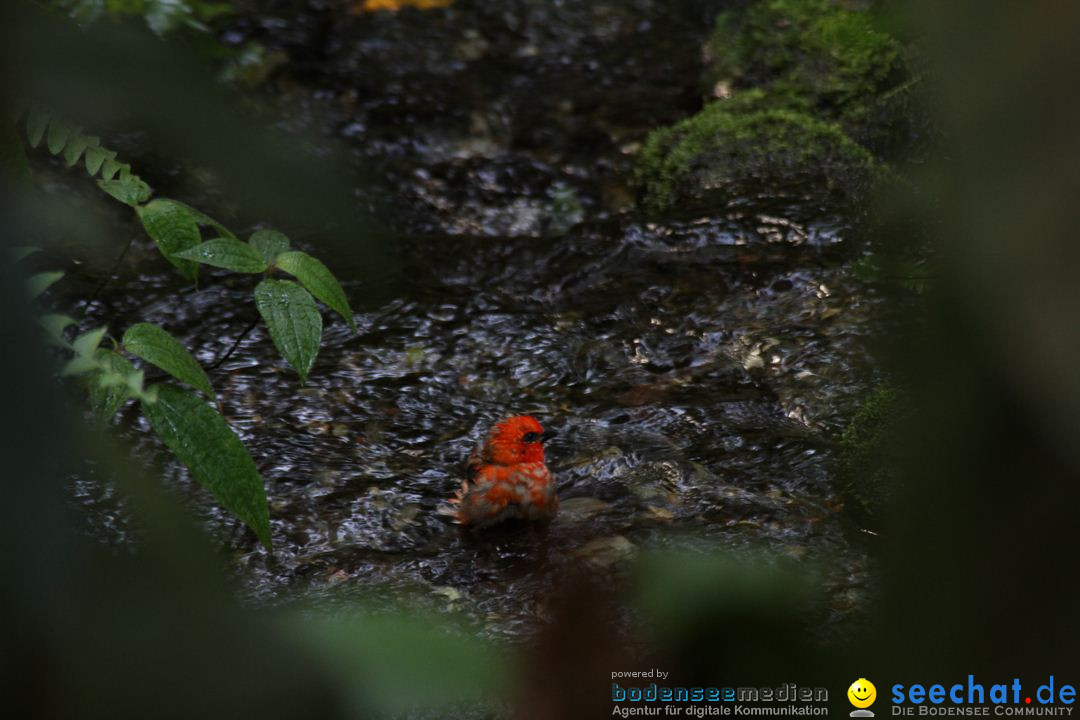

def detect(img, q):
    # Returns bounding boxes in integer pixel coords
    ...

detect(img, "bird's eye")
[522,432,541,443]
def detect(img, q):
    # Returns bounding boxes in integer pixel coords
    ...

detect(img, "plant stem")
[82,229,137,316]
[209,317,259,371]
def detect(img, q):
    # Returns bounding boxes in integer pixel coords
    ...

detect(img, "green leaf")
[174,238,267,273]
[39,313,78,347]
[248,229,290,265]
[62,132,91,167]
[276,251,356,331]
[83,144,114,176]
[26,108,50,148]
[177,202,236,240]
[123,323,215,400]
[27,271,64,299]
[141,384,271,550]
[136,199,201,281]
[101,157,122,181]
[61,355,99,377]
[88,349,135,425]
[254,279,322,383]
[46,120,74,155]
[72,326,108,357]
[98,177,150,207]
[125,368,150,399]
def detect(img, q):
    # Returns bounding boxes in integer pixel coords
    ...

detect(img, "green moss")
[840,385,901,458]
[839,385,906,523]
[637,98,881,212]
[704,0,906,148]
[637,0,922,215]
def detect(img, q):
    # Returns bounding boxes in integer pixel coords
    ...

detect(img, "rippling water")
[72,0,884,639]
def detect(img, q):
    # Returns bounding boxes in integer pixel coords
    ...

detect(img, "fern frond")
[21,106,152,207]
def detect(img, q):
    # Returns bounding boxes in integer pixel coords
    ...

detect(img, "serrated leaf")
[63,133,91,167]
[136,199,201,281]
[39,313,78,347]
[248,229,290,265]
[98,176,151,206]
[26,108,50,148]
[72,326,108,357]
[88,349,135,425]
[276,251,356,331]
[46,120,74,155]
[254,279,322,383]
[27,271,64,299]
[123,322,215,400]
[174,238,267,273]
[141,384,271,549]
[84,144,114,176]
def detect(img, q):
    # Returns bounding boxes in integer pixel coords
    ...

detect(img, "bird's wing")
[442,465,524,526]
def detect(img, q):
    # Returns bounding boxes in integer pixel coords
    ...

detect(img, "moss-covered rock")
[838,385,906,524]
[635,0,919,215]
[636,95,882,213]
[704,0,908,150]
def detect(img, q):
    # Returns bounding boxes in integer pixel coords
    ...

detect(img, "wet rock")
[636,99,883,214]
[555,496,612,523]
[431,585,463,611]
[571,535,636,568]
[636,0,923,216]
[390,502,422,531]
[644,506,674,522]
[703,0,912,153]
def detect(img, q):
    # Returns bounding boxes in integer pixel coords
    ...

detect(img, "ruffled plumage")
[440,416,558,528]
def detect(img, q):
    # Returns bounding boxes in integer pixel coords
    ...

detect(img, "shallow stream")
[72,0,886,640]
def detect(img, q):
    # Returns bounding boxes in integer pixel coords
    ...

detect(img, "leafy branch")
[25,107,152,206]
[34,302,273,549]
[21,106,356,380]
[16,106,359,550]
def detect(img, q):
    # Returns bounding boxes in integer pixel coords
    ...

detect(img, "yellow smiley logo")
[848,679,877,709]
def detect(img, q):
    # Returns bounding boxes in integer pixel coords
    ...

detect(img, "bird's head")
[483,415,551,466]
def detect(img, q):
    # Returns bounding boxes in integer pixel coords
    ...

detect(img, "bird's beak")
[541,429,558,442]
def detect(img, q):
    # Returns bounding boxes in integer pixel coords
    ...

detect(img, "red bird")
[445,415,558,528]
